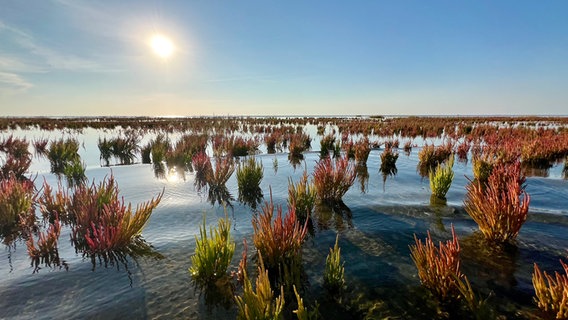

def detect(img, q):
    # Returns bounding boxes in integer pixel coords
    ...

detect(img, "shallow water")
[1,129,568,319]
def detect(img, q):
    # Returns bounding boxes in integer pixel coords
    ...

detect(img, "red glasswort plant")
[313,155,356,205]
[410,225,463,301]
[27,219,64,272]
[464,160,530,243]
[62,175,163,254]
[252,192,308,289]
[0,173,36,239]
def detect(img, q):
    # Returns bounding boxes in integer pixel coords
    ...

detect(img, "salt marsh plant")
[63,158,86,188]
[472,155,494,184]
[410,226,463,301]
[27,220,64,272]
[287,170,317,220]
[354,138,371,164]
[166,133,208,170]
[237,157,264,208]
[0,173,36,240]
[98,132,140,166]
[235,254,285,320]
[319,133,337,158]
[38,180,69,224]
[313,156,356,205]
[149,134,170,164]
[47,137,81,175]
[0,135,32,179]
[47,175,164,254]
[252,194,308,290]
[429,155,454,203]
[189,216,235,288]
[464,160,530,243]
[33,137,49,159]
[192,152,213,191]
[324,234,345,294]
[533,260,568,319]
[380,146,399,177]
[288,132,311,158]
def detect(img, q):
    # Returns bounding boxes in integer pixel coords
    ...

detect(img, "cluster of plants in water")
[2,115,568,318]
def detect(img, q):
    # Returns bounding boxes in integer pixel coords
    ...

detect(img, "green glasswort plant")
[189,215,235,287]
[532,260,568,319]
[323,234,345,294]
[235,253,285,320]
[47,137,81,175]
[287,170,317,220]
[237,157,264,208]
[429,155,454,203]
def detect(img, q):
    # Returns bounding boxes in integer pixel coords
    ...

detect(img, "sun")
[150,34,175,59]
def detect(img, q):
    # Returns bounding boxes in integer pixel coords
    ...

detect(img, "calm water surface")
[1,129,567,319]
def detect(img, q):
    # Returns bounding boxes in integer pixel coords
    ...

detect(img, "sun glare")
[150,34,175,59]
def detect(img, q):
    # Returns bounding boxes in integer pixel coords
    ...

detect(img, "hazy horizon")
[2,1,567,116]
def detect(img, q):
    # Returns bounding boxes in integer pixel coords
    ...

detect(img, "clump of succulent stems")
[27,219,65,272]
[410,225,463,301]
[293,285,319,320]
[320,133,337,158]
[464,160,530,243]
[189,215,235,288]
[0,173,36,239]
[97,132,140,166]
[472,154,494,184]
[166,133,208,171]
[287,170,317,220]
[353,137,371,164]
[149,133,170,164]
[418,142,453,176]
[252,192,308,291]
[533,260,568,319]
[288,132,311,158]
[324,234,345,294]
[38,180,70,224]
[0,135,32,179]
[380,146,399,177]
[47,137,81,175]
[313,155,356,205]
[192,151,213,191]
[429,155,454,201]
[42,175,163,254]
[235,253,285,320]
[264,131,282,154]
[237,157,264,207]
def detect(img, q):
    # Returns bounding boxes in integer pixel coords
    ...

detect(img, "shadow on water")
[313,202,353,232]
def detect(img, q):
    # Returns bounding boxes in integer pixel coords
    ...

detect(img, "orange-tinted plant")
[252,193,308,289]
[464,160,530,243]
[354,137,371,164]
[410,225,463,301]
[63,175,163,254]
[27,220,65,272]
[533,260,568,319]
[192,151,212,191]
[313,156,356,205]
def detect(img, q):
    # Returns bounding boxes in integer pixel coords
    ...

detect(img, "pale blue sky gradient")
[1,1,567,116]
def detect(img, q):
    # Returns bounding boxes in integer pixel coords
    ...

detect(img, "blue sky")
[1,1,567,116]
